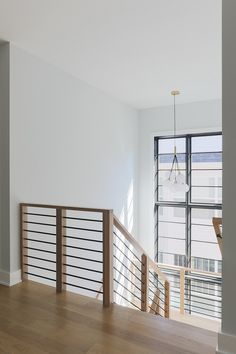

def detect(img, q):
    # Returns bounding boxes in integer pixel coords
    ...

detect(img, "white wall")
[0,42,10,280]
[138,100,222,258]
[9,45,138,273]
[217,1,236,353]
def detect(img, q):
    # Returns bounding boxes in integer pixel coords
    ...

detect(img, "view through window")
[154,133,222,319]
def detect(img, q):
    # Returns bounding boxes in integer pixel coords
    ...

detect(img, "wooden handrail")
[113,215,168,283]
[20,202,109,213]
[113,216,145,255]
[158,262,222,278]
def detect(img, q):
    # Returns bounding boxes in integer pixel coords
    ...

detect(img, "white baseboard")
[10,270,22,286]
[217,332,236,354]
[0,269,10,286]
[0,269,22,286]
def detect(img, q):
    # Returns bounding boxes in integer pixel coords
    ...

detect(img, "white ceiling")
[0,0,221,109]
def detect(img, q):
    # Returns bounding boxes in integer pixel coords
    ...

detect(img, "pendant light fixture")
[163,90,189,193]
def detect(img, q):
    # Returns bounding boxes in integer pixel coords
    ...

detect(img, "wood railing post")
[164,280,170,318]
[141,254,149,312]
[179,269,185,315]
[103,210,113,307]
[61,209,67,290]
[56,208,63,293]
[20,204,28,281]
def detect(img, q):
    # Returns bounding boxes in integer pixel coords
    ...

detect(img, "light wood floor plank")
[0,282,217,354]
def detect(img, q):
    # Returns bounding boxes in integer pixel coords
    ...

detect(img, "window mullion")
[186,136,192,314]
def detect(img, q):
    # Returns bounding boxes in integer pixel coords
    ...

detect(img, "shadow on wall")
[119,181,134,234]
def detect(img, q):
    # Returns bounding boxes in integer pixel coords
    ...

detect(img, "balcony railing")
[158,263,222,320]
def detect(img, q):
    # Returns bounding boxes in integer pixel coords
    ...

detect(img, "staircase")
[20,203,170,318]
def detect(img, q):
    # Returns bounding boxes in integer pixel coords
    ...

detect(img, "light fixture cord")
[174,93,176,153]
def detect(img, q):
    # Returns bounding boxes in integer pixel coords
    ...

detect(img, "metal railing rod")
[24,238,56,245]
[63,236,102,243]
[114,290,141,310]
[148,297,165,312]
[23,255,56,263]
[23,229,56,236]
[24,221,56,227]
[185,275,222,284]
[63,254,103,263]
[114,279,142,302]
[24,247,56,254]
[113,266,142,293]
[64,283,103,294]
[25,272,55,282]
[114,244,142,273]
[114,255,142,283]
[188,289,222,298]
[24,212,56,218]
[63,273,102,284]
[63,226,102,233]
[184,303,222,314]
[149,305,164,317]
[24,264,56,272]
[114,232,142,264]
[149,284,166,298]
[186,294,222,304]
[148,293,165,305]
[63,216,102,223]
[185,308,221,319]
[63,263,102,274]
[188,284,222,293]
[62,245,103,253]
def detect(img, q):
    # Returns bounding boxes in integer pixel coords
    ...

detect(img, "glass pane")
[159,137,186,154]
[158,206,186,263]
[158,253,186,267]
[191,186,222,204]
[158,153,186,171]
[192,170,222,187]
[191,152,222,170]
[159,222,185,239]
[159,206,186,223]
[191,241,222,261]
[191,209,222,226]
[159,238,185,255]
[159,171,187,186]
[158,186,186,202]
[192,135,222,153]
[191,225,218,243]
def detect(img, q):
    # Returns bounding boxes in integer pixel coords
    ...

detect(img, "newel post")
[103,210,114,307]
[56,208,63,293]
[20,204,28,281]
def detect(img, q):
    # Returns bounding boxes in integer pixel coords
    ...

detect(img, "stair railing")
[20,203,169,318]
[113,216,170,318]
[158,263,222,320]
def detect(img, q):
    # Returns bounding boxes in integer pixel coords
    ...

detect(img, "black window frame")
[154,131,222,268]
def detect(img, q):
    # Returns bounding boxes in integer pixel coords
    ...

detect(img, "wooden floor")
[171,309,221,332]
[0,282,217,354]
